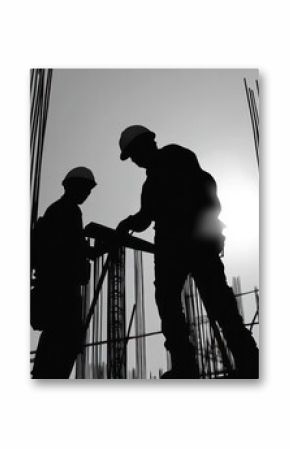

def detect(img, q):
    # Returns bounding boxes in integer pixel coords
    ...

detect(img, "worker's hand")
[86,245,109,259]
[116,216,133,235]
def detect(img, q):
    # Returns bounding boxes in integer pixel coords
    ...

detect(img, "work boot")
[229,331,259,379]
[160,347,199,379]
[161,365,199,379]
[234,348,259,379]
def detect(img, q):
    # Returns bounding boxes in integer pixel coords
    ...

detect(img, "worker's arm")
[117,179,153,234]
[117,211,151,234]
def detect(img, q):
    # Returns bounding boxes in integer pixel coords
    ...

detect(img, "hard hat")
[62,167,97,188]
[119,125,155,160]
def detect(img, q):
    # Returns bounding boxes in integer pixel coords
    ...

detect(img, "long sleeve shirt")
[34,195,88,287]
[128,145,221,242]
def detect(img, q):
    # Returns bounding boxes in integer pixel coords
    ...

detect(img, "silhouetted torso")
[35,195,88,288]
[141,145,221,241]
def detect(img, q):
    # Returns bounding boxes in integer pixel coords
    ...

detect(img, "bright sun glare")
[218,181,259,253]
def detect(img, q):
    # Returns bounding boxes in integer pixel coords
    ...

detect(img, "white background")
[0,1,289,448]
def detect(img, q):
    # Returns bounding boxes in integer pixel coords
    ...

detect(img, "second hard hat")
[119,125,155,160]
[62,167,97,188]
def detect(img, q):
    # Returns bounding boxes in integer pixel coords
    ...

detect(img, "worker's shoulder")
[160,144,196,157]
[201,170,217,187]
[44,197,81,221]
[159,144,199,166]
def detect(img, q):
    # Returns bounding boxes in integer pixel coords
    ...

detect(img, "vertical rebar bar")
[244,77,259,168]
[134,250,147,379]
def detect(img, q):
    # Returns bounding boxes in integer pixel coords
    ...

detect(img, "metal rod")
[83,254,110,333]
[255,79,259,96]
[249,88,259,154]
[118,304,136,378]
[244,78,259,168]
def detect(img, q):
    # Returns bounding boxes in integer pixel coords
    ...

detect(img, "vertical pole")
[134,250,147,379]
[255,79,259,96]
[249,88,259,152]
[107,247,126,378]
[99,255,104,375]
[194,285,204,378]
[33,69,53,227]
[30,68,53,230]
[244,77,259,169]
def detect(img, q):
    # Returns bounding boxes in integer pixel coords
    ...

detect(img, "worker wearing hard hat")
[31,167,97,379]
[117,125,259,379]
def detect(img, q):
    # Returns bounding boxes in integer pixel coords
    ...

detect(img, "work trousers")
[154,239,258,377]
[32,287,83,379]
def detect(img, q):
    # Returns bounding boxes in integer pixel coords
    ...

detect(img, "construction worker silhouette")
[117,125,259,379]
[31,167,97,379]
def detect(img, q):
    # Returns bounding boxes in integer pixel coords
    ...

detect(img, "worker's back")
[143,144,221,240]
[33,195,88,287]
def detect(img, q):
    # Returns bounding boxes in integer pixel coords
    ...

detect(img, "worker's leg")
[32,330,73,379]
[32,292,82,379]
[154,242,198,377]
[32,327,81,379]
[191,245,259,378]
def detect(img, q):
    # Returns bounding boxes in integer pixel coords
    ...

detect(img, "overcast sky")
[33,69,259,375]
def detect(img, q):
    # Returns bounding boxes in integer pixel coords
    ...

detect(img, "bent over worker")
[31,167,97,379]
[117,125,259,379]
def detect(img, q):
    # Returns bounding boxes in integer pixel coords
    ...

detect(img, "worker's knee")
[155,285,183,318]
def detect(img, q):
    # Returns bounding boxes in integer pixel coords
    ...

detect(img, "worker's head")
[62,167,97,204]
[119,125,157,168]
